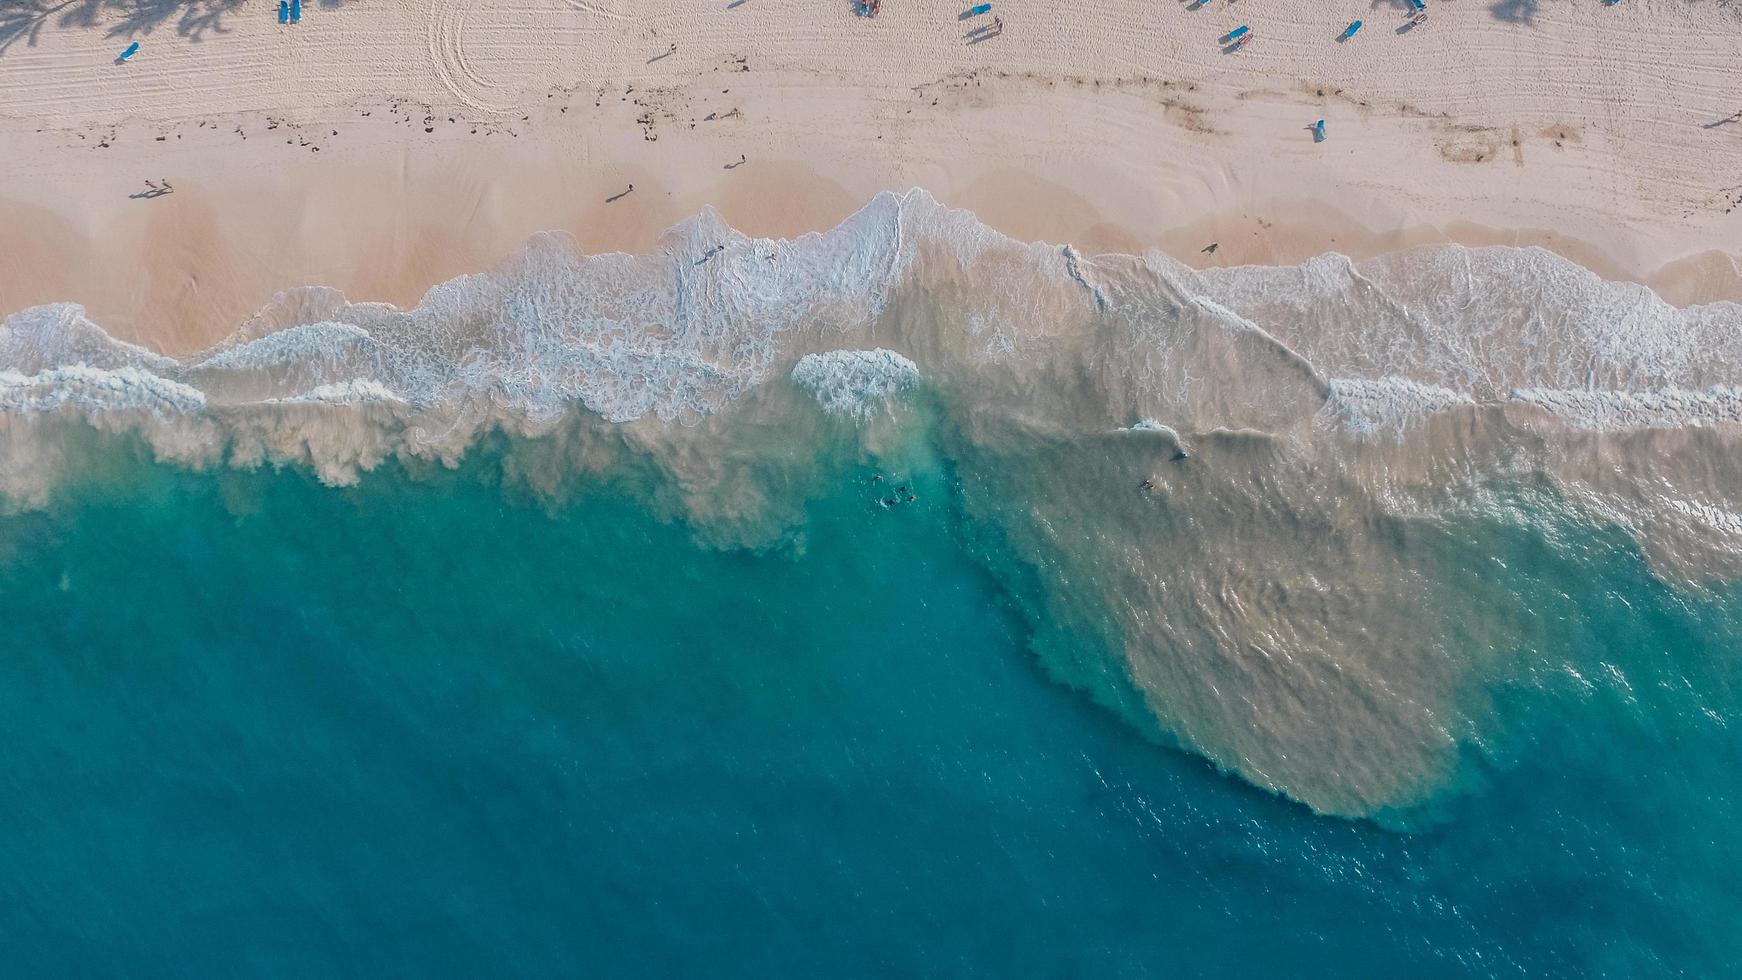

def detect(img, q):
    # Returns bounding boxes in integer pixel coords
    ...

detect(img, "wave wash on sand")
[4,188,1742,819]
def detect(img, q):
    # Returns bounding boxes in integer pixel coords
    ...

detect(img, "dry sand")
[0,0,1738,352]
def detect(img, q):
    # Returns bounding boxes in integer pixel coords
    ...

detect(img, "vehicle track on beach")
[426,0,506,112]
[424,0,622,114]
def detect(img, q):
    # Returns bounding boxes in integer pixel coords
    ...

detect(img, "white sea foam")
[0,365,206,417]
[1321,377,1475,437]
[0,303,179,375]
[265,379,407,406]
[1121,418,1175,435]
[1183,246,1742,402]
[1509,385,1742,430]
[790,348,921,417]
[1062,244,1109,311]
[8,193,1737,458]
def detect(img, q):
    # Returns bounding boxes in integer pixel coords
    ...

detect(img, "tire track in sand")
[425,0,627,114]
[426,0,505,112]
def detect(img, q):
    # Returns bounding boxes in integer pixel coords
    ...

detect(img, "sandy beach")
[1,0,1738,352]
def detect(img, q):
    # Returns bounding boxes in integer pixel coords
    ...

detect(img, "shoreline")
[2,0,1739,353]
[3,118,1736,357]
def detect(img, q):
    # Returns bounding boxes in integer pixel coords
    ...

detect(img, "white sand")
[1,0,1738,350]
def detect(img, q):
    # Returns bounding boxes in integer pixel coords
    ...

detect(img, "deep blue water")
[1,443,1738,977]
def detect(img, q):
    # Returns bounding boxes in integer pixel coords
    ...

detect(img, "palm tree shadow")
[1,0,340,56]
[1487,0,1536,22]
[0,0,93,55]
[102,0,243,42]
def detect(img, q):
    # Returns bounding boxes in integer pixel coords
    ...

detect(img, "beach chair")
[118,42,139,61]
[291,0,302,21]
[967,3,992,14]
[1338,19,1362,40]
[1221,24,1249,44]
[279,1,288,22]
[1313,119,1327,142]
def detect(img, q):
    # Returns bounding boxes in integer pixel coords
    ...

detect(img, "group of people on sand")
[133,178,174,200]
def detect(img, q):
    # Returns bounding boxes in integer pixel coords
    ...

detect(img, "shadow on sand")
[1,0,343,57]
[1486,0,1536,22]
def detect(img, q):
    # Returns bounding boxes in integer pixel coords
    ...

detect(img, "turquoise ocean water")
[1,437,1738,976]
[5,193,1742,973]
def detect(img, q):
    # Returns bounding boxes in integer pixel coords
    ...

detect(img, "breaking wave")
[4,188,1741,818]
